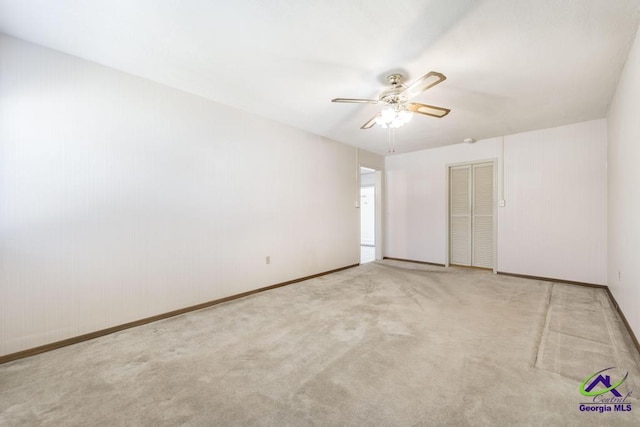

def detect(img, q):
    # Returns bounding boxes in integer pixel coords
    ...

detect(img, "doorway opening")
[360,167,377,263]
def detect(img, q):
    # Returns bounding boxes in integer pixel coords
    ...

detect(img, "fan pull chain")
[388,127,396,153]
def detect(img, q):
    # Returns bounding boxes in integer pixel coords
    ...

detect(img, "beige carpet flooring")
[1,260,639,426]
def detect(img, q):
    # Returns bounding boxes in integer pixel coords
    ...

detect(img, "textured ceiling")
[1,0,639,155]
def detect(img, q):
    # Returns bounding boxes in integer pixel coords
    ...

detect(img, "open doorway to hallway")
[360,167,376,263]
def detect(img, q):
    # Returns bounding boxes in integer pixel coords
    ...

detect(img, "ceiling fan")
[331,71,451,129]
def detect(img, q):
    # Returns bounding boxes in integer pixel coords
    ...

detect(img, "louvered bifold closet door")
[472,163,493,268]
[449,166,471,266]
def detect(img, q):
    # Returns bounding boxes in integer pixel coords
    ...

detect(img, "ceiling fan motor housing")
[380,74,408,105]
[386,73,403,85]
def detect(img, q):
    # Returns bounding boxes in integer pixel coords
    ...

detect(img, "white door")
[360,186,375,246]
[472,163,493,268]
[449,166,472,265]
[449,162,494,268]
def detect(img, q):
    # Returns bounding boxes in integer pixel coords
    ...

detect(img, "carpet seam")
[533,282,553,369]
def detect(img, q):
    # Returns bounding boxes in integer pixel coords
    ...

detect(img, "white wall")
[608,26,640,339]
[499,120,607,284]
[359,149,384,171]
[360,171,376,187]
[0,35,361,357]
[385,138,502,264]
[385,119,607,285]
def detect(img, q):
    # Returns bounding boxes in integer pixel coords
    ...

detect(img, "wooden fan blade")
[404,72,446,99]
[361,114,379,129]
[407,102,451,118]
[332,98,379,104]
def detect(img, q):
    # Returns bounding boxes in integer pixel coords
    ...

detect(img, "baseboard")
[383,257,446,267]
[603,287,640,357]
[0,263,359,365]
[496,271,606,288]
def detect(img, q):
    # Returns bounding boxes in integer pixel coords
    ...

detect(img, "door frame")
[445,158,498,273]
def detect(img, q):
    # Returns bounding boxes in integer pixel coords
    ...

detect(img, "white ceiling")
[1,0,639,155]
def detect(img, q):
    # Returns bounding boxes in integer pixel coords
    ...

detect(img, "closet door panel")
[449,166,471,266]
[472,163,493,268]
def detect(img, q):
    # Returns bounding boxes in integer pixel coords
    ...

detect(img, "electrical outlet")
[499,200,506,207]
[618,270,621,281]
[266,256,270,265]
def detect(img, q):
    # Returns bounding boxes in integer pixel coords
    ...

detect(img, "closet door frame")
[445,158,498,273]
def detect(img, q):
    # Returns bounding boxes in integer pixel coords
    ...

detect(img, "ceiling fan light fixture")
[376,106,413,129]
[331,70,449,131]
